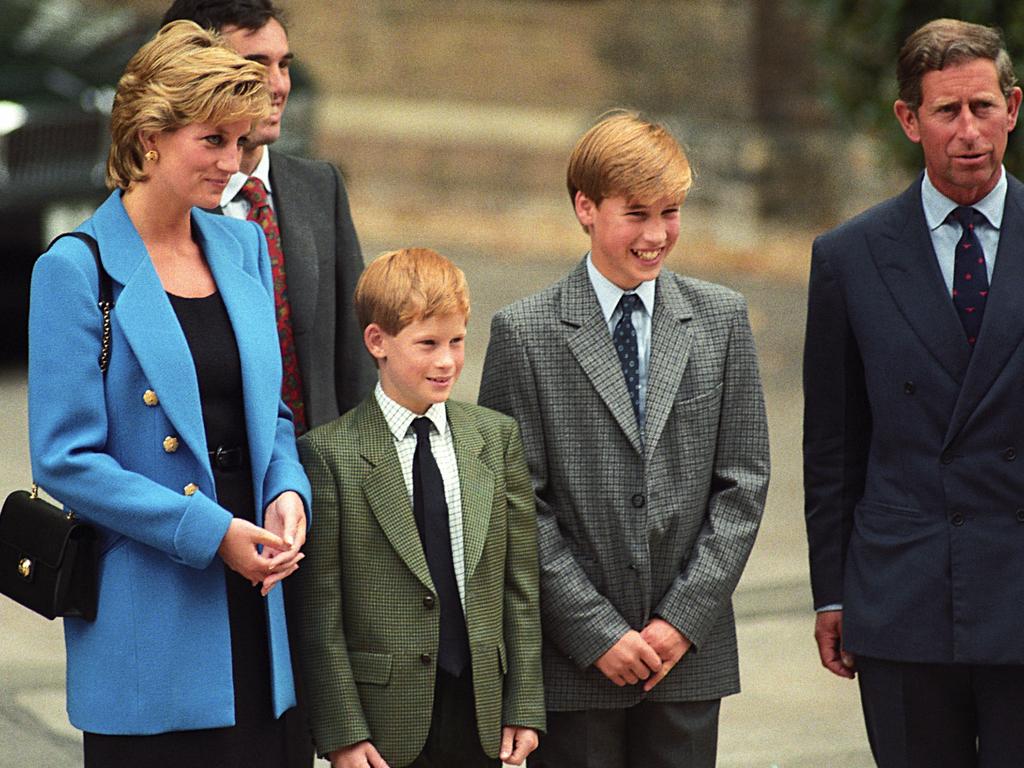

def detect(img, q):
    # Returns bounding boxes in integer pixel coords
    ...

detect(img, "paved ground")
[0,244,873,766]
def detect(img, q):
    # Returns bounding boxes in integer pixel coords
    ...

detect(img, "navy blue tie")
[614,293,642,425]
[950,206,989,349]
[411,417,469,676]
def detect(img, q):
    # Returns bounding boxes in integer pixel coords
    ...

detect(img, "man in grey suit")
[162,0,375,433]
[479,112,769,767]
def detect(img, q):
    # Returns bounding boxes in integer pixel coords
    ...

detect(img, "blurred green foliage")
[817,0,1024,173]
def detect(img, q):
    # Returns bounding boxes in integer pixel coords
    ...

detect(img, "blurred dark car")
[1,0,315,357]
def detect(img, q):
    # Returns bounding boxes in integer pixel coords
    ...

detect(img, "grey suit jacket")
[479,259,769,709]
[267,151,376,428]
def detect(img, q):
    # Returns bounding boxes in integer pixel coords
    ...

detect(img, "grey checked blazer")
[266,151,376,427]
[479,258,769,709]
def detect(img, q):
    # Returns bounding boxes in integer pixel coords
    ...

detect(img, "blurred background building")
[1,0,914,361]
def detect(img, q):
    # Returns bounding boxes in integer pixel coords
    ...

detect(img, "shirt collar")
[921,166,1006,231]
[221,146,273,208]
[374,382,448,440]
[585,252,657,323]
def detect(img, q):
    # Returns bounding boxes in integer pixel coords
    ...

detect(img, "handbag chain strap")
[99,296,112,373]
[31,232,109,515]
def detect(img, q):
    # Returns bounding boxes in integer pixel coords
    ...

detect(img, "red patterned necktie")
[240,177,308,435]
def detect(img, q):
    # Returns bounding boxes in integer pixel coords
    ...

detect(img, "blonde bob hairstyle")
[567,110,693,210]
[106,20,270,190]
[355,248,471,337]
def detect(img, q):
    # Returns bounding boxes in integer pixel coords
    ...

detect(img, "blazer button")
[183,483,199,496]
[631,493,645,508]
[143,389,159,407]
[1004,447,1017,461]
[940,451,954,465]
[163,436,179,453]
[1016,509,1024,523]
[950,513,965,526]
[904,381,916,395]
[420,653,432,665]
[423,595,435,609]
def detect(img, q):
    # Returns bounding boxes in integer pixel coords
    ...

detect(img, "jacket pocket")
[349,651,393,685]
[856,499,925,520]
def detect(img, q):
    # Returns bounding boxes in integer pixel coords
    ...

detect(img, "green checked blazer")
[287,395,545,766]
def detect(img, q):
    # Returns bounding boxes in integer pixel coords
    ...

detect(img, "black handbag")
[0,232,110,621]
[0,486,98,620]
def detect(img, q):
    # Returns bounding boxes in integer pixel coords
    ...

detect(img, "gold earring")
[145,150,159,162]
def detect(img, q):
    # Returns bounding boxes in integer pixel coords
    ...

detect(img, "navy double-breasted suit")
[28,190,312,734]
[804,172,1024,664]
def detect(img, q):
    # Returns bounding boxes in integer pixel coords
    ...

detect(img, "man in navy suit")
[804,17,1024,767]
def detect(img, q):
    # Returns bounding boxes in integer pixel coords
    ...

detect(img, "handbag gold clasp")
[17,558,33,579]
[30,483,39,500]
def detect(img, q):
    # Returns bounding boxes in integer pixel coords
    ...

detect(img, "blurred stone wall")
[125,0,906,253]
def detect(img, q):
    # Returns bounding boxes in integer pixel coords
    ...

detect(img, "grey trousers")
[531,698,720,768]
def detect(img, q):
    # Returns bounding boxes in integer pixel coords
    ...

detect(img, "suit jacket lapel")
[269,153,319,344]
[945,174,1024,446]
[448,402,495,583]
[563,261,644,454]
[90,194,210,482]
[643,276,694,455]
[869,178,970,386]
[356,398,434,592]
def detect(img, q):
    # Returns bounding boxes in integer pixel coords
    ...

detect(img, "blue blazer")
[804,172,1024,664]
[28,190,312,734]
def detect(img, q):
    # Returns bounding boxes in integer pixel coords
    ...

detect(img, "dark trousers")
[530,698,720,768]
[857,656,1024,768]
[407,670,499,768]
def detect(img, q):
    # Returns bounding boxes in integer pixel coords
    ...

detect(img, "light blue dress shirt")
[586,253,656,427]
[921,168,1006,294]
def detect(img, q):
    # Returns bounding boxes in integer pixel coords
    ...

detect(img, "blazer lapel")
[90,194,210,481]
[269,153,319,343]
[356,399,434,592]
[945,174,1024,446]
[563,261,644,454]
[643,275,695,455]
[195,212,283,516]
[447,403,495,582]
[869,178,970,386]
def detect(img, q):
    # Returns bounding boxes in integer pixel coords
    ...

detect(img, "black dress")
[83,292,305,768]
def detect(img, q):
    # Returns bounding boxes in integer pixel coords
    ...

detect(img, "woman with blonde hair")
[28,20,311,767]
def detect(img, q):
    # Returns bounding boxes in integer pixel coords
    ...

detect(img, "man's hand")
[815,610,856,679]
[500,726,539,765]
[639,617,692,692]
[259,491,307,596]
[328,740,390,768]
[594,629,662,686]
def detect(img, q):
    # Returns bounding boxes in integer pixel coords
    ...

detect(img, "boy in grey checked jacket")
[479,111,770,768]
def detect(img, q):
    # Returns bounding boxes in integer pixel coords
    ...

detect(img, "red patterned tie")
[240,177,308,435]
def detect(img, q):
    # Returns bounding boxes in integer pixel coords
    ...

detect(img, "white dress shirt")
[220,146,275,217]
[374,383,466,606]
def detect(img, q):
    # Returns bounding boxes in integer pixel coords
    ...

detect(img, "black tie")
[950,206,989,349]
[412,417,469,676]
[614,293,643,425]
